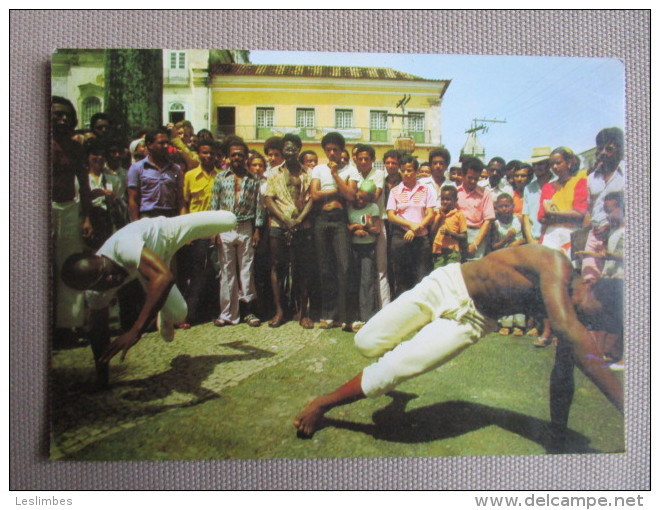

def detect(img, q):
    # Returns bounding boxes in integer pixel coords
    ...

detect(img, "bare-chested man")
[294,244,623,443]
[263,134,315,328]
[51,96,94,341]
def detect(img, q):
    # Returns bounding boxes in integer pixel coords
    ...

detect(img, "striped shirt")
[210,169,265,227]
[386,181,437,236]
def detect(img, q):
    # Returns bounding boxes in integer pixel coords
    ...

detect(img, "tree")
[104,50,163,140]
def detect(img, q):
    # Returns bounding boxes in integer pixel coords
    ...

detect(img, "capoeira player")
[61,210,237,387]
[294,244,623,446]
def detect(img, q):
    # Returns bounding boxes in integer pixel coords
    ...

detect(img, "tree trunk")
[104,49,163,140]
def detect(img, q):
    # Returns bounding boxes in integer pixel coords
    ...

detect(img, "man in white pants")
[294,245,623,446]
[61,210,237,387]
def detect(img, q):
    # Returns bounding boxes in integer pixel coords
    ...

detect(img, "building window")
[370,110,388,142]
[256,107,275,139]
[296,108,315,140]
[408,112,425,143]
[81,96,101,129]
[335,109,353,129]
[168,102,186,124]
[169,51,186,69]
[296,108,315,128]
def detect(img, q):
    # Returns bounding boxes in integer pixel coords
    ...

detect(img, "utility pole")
[387,94,416,153]
[461,118,507,161]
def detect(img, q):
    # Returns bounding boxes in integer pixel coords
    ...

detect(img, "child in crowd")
[575,191,624,370]
[431,185,467,267]
[347,180,382,332]
[448,166,463,187]
[492,193,527,335]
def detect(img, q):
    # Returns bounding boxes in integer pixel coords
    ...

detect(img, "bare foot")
[293,397,328,438]
[268,314,284,328]
[299,317,314,329]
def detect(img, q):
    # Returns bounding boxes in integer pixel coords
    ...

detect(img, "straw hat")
[527,146,551,164]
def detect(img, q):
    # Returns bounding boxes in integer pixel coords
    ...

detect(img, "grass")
[61,328,624,460]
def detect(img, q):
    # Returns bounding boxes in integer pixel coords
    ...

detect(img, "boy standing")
[431,186,467,268]
[347,180,383,332]
[492,193,527,335]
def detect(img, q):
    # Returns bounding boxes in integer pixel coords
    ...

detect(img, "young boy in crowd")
[492,193,527,335]
[431,185,467,267]
[448,166,463,187]
[575,191,624,370]
[347,180,382,332]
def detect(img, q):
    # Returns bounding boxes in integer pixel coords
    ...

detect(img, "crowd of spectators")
[51,96,625,371]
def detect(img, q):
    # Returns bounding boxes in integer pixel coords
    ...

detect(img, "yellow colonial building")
[52,50,451,167]
[208,61,450,167]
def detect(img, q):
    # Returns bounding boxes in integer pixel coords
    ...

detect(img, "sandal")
[319,319,339,329]
[244,314,261,327]
[213,318,227,327]
[268,316,284,328]
[534,336,552,347]
[499,327,511,335]
[176,322,192,330]
[299,317,314,329]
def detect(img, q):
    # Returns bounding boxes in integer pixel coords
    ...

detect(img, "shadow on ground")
[318,390,598,454]
[51,341,275,436]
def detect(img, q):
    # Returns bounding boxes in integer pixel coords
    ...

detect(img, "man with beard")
[127,128,185,221]
[263,134,315,328]
[211,137,265,327]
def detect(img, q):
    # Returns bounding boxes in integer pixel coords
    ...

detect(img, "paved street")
[50,322,624,460]
[50,321,323,458]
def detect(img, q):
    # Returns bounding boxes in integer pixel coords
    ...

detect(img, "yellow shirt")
[432,209,467,253]
[183,166,219,212]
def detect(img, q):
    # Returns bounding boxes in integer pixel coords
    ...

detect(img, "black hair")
[383,149,401,163]
[282,133,303,149]
[551,147,581,176]
[90,112,112,130]
[61,253,96,290]
[354,143,376,160]
[264,136,284,154]
[51,95,78,129]
[604,191,624,214]
[299,150,318,165]
[440,185,458,199]
[321,131,346,150]
[461,156,485,175]
[400,154,419,170]
[505,159,524,173]
[596,127,625,159]
[223,135,249,156]
[488,157,506,168]
[429,147,451,165]
[144,128,169,146]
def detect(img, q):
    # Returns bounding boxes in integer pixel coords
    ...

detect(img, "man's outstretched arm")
[100,247,174,362]
[539,257,623,412]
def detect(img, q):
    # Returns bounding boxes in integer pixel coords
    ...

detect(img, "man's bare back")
[462,244,570,319]
[294,244,623,438]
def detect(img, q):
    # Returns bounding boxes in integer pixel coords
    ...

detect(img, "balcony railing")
[220,125,432,145]
[164,68,189,85]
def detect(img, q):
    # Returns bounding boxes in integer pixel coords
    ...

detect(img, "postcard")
[49,49,625,461]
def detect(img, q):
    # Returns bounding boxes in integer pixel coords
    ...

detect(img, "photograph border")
[9,9,649,490]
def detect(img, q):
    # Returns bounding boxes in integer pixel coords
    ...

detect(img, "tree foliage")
[104,49,163,140]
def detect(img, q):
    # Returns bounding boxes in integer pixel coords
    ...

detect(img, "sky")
[249,50,625,163]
